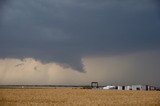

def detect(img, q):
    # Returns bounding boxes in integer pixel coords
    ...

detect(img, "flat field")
[0,88,160,106]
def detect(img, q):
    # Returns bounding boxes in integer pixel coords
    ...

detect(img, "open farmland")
[0,88,160,106]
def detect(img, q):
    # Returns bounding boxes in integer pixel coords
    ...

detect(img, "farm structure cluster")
[102,85,159,91]
[91,82,160,91]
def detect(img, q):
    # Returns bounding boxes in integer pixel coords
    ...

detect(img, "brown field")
[0,88,160,106]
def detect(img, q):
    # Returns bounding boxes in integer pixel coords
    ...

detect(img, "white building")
[125,86,132,90]
[131,85,146,90]
[118,86,123,90]
[103,85,117,90]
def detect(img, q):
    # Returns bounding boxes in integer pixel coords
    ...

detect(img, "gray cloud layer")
[0,0,160,71]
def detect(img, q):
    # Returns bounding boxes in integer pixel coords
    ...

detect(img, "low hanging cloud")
[0,0,160,72]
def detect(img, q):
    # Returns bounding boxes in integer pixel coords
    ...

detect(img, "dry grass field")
[0,88,160,106]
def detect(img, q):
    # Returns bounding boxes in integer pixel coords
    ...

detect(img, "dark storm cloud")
[0,0,8,8]
[0,0,160,72]
[0,0,9,22]
[154,0,160,18]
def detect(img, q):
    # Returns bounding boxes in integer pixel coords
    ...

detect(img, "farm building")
[118,86,123,90]
[103,85,117,90]
[148,85,156,91]
[125,86,132,90]
[117,86,125,90]
[131,85,146,90]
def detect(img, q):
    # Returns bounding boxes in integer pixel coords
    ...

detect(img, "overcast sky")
[0,0,160,86]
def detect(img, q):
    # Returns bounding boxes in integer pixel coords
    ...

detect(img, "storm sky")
[0,0,160,86]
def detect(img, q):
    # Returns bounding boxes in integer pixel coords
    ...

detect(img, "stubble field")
[0,88,160,106]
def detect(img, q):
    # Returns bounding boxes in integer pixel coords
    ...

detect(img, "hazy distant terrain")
[0,88,160,106]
